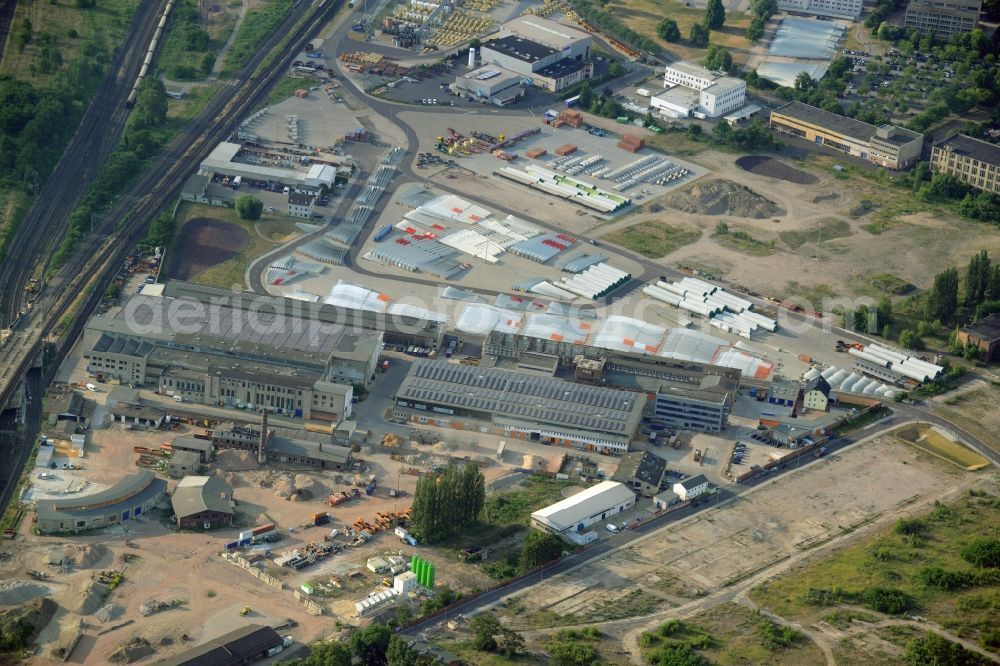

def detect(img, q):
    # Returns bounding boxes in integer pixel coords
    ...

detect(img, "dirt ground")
[735,155,819,185]
[169,218,250,281]
[498,435,977,632]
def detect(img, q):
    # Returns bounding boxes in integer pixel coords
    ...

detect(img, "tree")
[656,17,681,42]
[746,16,766,42]
[960,537,1000,568]
[350,623,391,666]
[469,613,524,657]
[904,631,990,666]
[386,635,420,666]
[519,530,565,571]
[794,71,817,92]
[284,640,352,666]
[689,23,709,47]
[965,249,991,307]
[579,81,594,109]
[410,463,485,543]
[235,195,263,220]
[925,267,959,323]
[648,643,708,665]
[704,0,726,28]
[469,38,482,49]
[608,60,624,77]
[549,640,601,666]
[132,77,167,130]
[704,44,733,72]
[712,120,735,143]
[898,329,924,350]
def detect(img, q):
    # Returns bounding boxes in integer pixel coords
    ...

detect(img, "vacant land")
[664,179,785,219]
[639,605,826,665]
[603,0,751,64]
[170,218,250,280]
[604,220,702,258]
[165,202,298,287]
[750,487,1000,652]
[894,425,990,470]
[712,225,776,257]
[736,156,818,185]
[934,383,1000,452]
[779,219,852,250]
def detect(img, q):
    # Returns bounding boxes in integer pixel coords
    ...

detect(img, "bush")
[647,643,708,666]
[235,195,263,220]
[863,586,911,614]
[756,615,803,648]
[894,518,927,537]
[961,538,1000,568]
[914,567,971,591]
[656,18,680,42]
[905,631,991,665]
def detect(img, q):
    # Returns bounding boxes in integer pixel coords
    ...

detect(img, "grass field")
[645,131,709,157]
[158,0,240,81]
[935,384,1000,452]
[640,604,826,665]
[713,226,776,256]
[1,0,137,82]
[604,220,702,258]
[779,219,852,250]
[749,490,1000,651]
[168,201,298,288]
[0,189,28,262]
[893,425,990,470]
[220,0,294,76]
[603,0,751,64]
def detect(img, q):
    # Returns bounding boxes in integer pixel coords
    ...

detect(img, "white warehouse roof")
[531,480,634,532]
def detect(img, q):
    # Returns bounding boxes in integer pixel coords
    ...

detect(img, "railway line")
[0,0,168,330]
[0,0,16,64]
[0,0,341,507]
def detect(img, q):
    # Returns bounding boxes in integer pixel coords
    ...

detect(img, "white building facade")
[777,0,862,18]
[530,481,636,535]
[673,474,710,501]
[655,61,747,118]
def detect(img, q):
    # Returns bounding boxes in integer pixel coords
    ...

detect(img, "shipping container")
[251,523,276,536]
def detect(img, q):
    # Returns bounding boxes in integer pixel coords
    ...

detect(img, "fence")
[293,590,325,615]
[221,553,284,589]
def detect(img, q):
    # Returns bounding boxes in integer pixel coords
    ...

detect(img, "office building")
[453,66,525,106]
[770,101,924,169]
[778,0,862,18]
[904,0,981,37]
[652,61,746,119]
[930,134,1000,194]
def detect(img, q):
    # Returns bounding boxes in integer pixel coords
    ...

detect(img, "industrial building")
[156,624,287,666]
[612,451,667,497]
[452,65,525,105]
[958,314,1000,361]
[777,0,862,18]
[530,480,635,536]
[171,476,235,529]
[35,471,167,534]
[673,474,710,501]
[803,375,832,411]
[930,134,1000,194]
[170,436,213,463]
[904,0,981,37]
[652,61,746,119]
[770,101,924,169]
[85,288,379,420]
[479,16,593,92]
[199,141,350,192]
[166,450,201,478]
[394,360,646,454]
[653,375,736,433]
[211,415,354,471]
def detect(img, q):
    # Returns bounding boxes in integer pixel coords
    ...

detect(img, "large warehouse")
[199,141,350,191]
[479,16,593,92]
[394,360,645,454]
[36,471,167,534]
[531,480,635,536]
[85,288,379,420]
[770,101,924,170]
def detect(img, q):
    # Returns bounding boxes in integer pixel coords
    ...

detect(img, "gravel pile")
[0,580,48,605]
[96,603,124,622]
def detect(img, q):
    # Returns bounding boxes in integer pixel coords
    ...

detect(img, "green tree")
[925,267,959,323]
[746,16,766,41]
[608,60,624,77]
[133,77,168,129]
[794,71,817,92]
[549,640,602,666]
[904,631,990,665]
[704,0,726,28]
[965,249,991,307]
[349,623,391,666]
[898,329,924,350]
[656,17,681,42]
[689,23,709,47]
[410,463,485,543]
[285,640,352,666]
[235,195,263,220]
[648,643,708,665]
[712,120,735,143]
[469,613,523,655]
[519,530,565,571]
[704,44,733,72]
[386,635,420,666]
[579,81,594,109]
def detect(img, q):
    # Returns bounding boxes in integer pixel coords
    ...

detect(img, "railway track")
[0,0,340,505]
[0,0,167,329]
[0,0,17,65]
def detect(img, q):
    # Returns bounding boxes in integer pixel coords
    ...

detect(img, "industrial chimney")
[258,411,269,465]
[468,47,475,68]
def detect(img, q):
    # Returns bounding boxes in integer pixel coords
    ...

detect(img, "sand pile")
[95,603,124,623]
[215,449,260,471]
[664,179,785,219]
[109,637,154,664]
[0,580,49,605]
[68,580,107,615]
[214,469,245,488]
[75,544,110,569]
[293,474,326,501]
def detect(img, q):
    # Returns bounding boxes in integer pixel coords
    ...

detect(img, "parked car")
[605,523,619,533]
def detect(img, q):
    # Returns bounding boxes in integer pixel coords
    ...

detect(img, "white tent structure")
[323,281,391,312]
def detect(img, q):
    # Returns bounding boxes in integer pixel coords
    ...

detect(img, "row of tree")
[569,0,659,53]
[409,463,485,543]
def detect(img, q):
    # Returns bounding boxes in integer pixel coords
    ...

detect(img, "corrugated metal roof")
[531,481,634,532]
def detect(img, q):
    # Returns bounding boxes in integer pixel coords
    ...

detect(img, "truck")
[251,523,276,537]
[232,176,242,190]
[813,446,828,458]
[394,526,418,546]
[313,512,331,526]
[365,480,377,496]
[564,95,580,107]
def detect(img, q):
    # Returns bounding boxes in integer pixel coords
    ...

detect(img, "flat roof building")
[904,0,981,37]
[770,101,924,170]
[171,476,235,529]
[166,449,201,478]
[199,142,350,191]
[36,471,167,534]
[778,0,862,18]
[170,436,213,463]
[453,66,525,106]
[479,16,592,92]
[530,480,635,534]
[395,360,645,454]
[654,61,746,118]
[930,134,1000,195]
